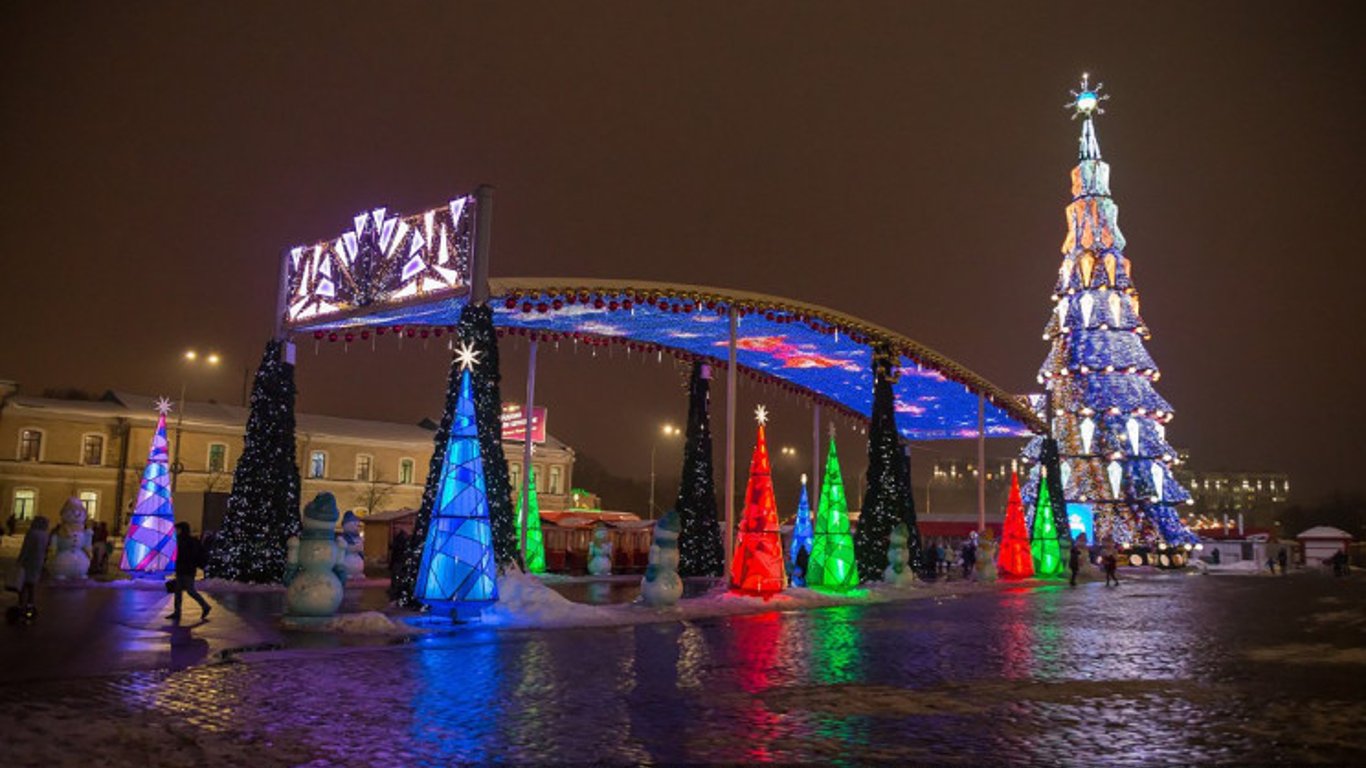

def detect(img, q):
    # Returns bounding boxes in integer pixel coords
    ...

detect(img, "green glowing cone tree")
[807,435,858,590]
[674,361,724,577]
[854,353,921,581]
[1031,479,1064,577]
[206,339,301,583]
[516,470,546,574]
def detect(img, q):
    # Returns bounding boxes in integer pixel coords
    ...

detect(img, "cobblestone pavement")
[3,573,1364,766]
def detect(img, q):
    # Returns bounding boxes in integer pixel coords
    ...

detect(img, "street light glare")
[207,353,221,365]
[184,350,197,361]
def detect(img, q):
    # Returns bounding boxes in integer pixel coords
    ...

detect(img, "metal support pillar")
[519,340,537,567]
[724,308,738,575]
[977,392,987,532]
[812,403,822,499]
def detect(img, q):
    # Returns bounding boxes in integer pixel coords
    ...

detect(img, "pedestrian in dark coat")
[1069,542,1083,587]
[9,516,50,617]
[167,522,211,622]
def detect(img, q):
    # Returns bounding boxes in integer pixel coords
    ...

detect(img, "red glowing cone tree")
[730,406,786,595]
[997,472,1034,579]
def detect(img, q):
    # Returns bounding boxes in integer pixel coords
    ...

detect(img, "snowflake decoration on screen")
[286,196,476,324]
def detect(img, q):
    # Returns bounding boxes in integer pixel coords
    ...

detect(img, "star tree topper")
[754,404,769,426]
[155,396,174,415]
[454,341,481,371]
[1066,72,1110,119]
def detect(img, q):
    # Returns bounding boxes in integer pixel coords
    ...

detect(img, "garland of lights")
[206,340,301,584]
[302,282,1044,434]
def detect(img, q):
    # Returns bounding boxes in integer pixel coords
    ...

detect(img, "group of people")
[5,516,211,625]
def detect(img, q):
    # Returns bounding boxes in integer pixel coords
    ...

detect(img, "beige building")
[0,381,575,532]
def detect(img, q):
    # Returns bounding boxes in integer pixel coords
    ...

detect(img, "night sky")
[2,2,1362,505]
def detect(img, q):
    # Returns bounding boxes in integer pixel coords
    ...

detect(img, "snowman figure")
[284,493,347,617]
[976,529,999,582]
[587,524,613,576]
[883,522,916,587]
[641,510,682,607]
[337,510,365,580]
[49,497,93,579]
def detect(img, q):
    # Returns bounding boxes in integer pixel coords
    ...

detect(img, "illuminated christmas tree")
[854,351,920,580]
[414,344,499,617]
[806,434,859,591]
[205,340,300,583]
[516,469,546,574]
[1022,74,1196,547]
[787,475,814,587]
[120,400,177,575]
[395,303,517,608]
[997,472,1034,579]
[729,406,785,595]
[674,362,724,577]
[1031,479,1064,578]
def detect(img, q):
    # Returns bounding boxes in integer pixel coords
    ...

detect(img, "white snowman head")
[60,497,89,531]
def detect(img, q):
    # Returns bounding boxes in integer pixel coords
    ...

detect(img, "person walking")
[8,516,50,622]
[1277,545,1288,575]
[167,522,211,622]
[1102,540,1120,587]
[1069,539,1083,587]
[960,534,978,581]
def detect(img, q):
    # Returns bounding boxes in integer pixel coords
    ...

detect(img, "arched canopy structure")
[277,194,1043,440]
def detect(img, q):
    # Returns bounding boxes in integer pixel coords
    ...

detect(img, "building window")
[309,451,327,479]
[79,490,99,520]
[399,458,415,485]
[81,434,105,466]
[18,429,42,462]
[508,462,521,491]
[12,489,36,521]
[548,465,563,495]
[355,454,373,482]
[207,443,228,473]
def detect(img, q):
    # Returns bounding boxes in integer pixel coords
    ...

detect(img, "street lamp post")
[171,349,220,494]
[649,424,681,519]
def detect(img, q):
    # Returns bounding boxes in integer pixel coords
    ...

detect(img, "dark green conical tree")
[853,350,921,581]
[206,339,301,583]
[394,303,520,608]
[1039,436,1073,553]
[675,361,724,577]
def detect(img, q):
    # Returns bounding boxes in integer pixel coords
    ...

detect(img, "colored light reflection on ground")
[4,575,1365,765]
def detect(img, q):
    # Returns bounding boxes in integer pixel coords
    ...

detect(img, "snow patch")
[480,570,615,628]
[315,611,421,635]
[1245,643,1366,665]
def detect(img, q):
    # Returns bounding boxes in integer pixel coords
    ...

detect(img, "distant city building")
[0,382,575,532]
[1172,450,1289,528]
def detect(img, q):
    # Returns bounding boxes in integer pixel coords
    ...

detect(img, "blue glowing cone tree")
[807,434,859,590]
[1022,75,1196,548]
[516,469,547,574]
[787,475,814,586]
[120,401,177,574]
[414,347,499,617]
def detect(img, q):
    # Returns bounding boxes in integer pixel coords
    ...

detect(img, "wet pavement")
[2,572,1364,766]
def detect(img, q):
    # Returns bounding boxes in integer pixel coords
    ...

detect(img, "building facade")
[0,382,574,532]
